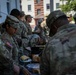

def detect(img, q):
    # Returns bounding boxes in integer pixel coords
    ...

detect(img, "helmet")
[5,15,19,23]
[46,10,66,28]
[5,15,19,28]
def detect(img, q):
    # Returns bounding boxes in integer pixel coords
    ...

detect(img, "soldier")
[19,11,26,22]
[34,18,47,44]
[41,16,49,36]
[25,15,44,46]
[10,9,28,41]
[1,15,31,75]
[10,9,31,57]
[73,13,76,24]
[40,10,76,75]
[25,15,33,35]
[67,14,75,24]
[10,9,42,47]
[0,37,14,75]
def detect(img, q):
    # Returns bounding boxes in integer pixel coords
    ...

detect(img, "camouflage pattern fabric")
[1,32,19,65]
[16,20,41,47]
[16,20,31,47]
[40,24,76,75]
[24,21,32,35]
[16,20,28,38]
[46,10,66,28]
[5,15,19,29]
[34,24,47,44]
[0,36,14,75]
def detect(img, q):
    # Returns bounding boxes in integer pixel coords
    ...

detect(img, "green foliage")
[60,4,71,12]
[60,0,76,12]
[71,0,76,11]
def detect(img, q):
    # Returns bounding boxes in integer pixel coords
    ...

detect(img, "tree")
[71,0,76,11]
[60,0,76,12]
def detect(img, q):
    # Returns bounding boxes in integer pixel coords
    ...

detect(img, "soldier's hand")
[22,67,31,75]
[13,64,20,75]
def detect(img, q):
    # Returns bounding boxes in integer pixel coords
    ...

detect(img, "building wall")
[34,0,44,17]
[0,0,20,23]
[43,0,50,16]
[21,0,60,17]
[53,0,60,10]
[0,0,7,23]
[21,0,61,27]
[60,0,67,5]
[21,0,35,17]
[10,0,21,11]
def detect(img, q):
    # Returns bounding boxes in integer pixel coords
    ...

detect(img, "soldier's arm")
[0,40,14,74]
[40,42,56,75]
[21,23,28,38]
[40,44,50,75]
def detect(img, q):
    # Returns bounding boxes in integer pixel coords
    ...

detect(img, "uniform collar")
[57,23,76,32]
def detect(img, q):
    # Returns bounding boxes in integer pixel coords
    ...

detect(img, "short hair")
[10,9,20,18]
[25,15,33,20]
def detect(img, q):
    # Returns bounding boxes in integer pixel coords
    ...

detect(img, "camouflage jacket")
[0,38,14,75]
[40,24,76,75]
[16,20,28,38]
[16,20,41,47]
[15,20,30,47]
[24,22,32,35]
[1,32,19,65]
[34,25,47,43]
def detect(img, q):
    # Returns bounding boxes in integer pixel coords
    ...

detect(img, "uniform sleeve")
[40,44,50,75]
[0,40,14,75]
[40,41,57,75]
[21,23,28,38]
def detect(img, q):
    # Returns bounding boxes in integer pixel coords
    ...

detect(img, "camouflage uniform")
[16,19,41,47]
[24,21,41,46]
[40,10,76,75]
[0,15,20,75]
[24,21,32,35]
[41,20,49,36]
[1,15,23,64]
[1,32,19,65]
[16,20,28,38]
[34,19,47,44]
[0,37,14,75]
[24,14,33,35]
[15,20,30,47]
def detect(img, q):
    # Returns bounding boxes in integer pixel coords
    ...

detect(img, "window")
[28,5,31,11]
[37,9,41,15]
[36,0,40,3]
[56,3,59,9]
[46,4,50,10]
